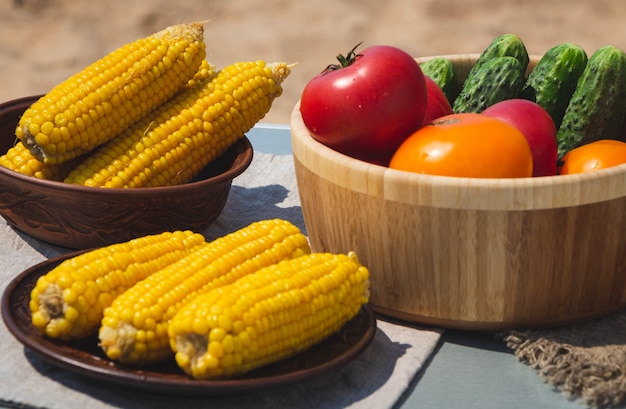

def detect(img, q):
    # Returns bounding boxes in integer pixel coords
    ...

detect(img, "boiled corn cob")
[16,22,206,165]
[98,219,310,365]
[0,141,76,181]
[30,230,206,340]
[168,251,370,380]
[63,60,290,188]
[0,60,214,182]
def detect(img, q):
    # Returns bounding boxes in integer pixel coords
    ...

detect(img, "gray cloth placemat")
[0,151,443,409]
[500,309,626,408]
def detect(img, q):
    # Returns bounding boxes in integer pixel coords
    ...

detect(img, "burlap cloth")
[500,309,626,408]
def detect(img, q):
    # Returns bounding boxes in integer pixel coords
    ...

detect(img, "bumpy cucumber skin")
[520,43,588,129]
[420,58,458,105]
[452,56,525,113]
[556,45,626,160]
[466,33,529,82]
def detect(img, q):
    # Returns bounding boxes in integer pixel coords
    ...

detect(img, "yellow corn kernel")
[0,141,78,181]
[98,218,310,365]
[168,251,370,380]
[64,60,290,188]
[29,230,206,340]
[16,22,206,165]
[182,59,216,90]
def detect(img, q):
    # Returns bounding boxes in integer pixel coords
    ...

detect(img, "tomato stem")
[323,42,363,73]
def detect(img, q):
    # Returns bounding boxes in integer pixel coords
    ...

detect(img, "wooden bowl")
[0,95,253,249]
[291,54,626,330]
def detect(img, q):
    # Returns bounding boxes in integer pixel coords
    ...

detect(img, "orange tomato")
[389,113,533,178]
[560,139,626,175]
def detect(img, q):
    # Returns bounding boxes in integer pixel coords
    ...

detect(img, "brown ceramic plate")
[1,251,377,396]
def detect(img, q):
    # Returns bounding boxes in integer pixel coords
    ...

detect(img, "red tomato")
[389,113,533,178]
[482,99,557,177]
[560,139,626,174]
[300,44,427,164]
[421,76,453,126]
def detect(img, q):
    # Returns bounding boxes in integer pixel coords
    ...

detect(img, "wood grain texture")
[291,56,626,329]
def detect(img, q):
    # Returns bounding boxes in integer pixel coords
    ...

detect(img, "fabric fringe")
[499,309,626,408]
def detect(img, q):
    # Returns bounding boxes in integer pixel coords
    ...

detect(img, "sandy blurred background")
[1,0,626,125]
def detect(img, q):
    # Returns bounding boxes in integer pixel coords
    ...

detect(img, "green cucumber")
[420,57,458,104]
[453,34,529,113]
[556,45,626,159]
[520,43,588,129]
[452,56,525,113]
[464,33,529,85]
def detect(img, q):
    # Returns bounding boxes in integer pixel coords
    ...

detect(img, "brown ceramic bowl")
[0,95,253,249]
[291,54,626,331]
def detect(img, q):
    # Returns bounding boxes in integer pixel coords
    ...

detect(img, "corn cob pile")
[99,218,311,365]
[0,22,291,187]
[29,219,371,379]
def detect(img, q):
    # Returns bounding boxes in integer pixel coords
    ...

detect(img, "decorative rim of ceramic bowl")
[0,139,253,197]
[0,95,253,196]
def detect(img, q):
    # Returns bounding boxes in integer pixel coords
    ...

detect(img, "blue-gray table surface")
[0,124,579,409]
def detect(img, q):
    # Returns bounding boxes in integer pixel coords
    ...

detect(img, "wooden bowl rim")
[291,58,626,212]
